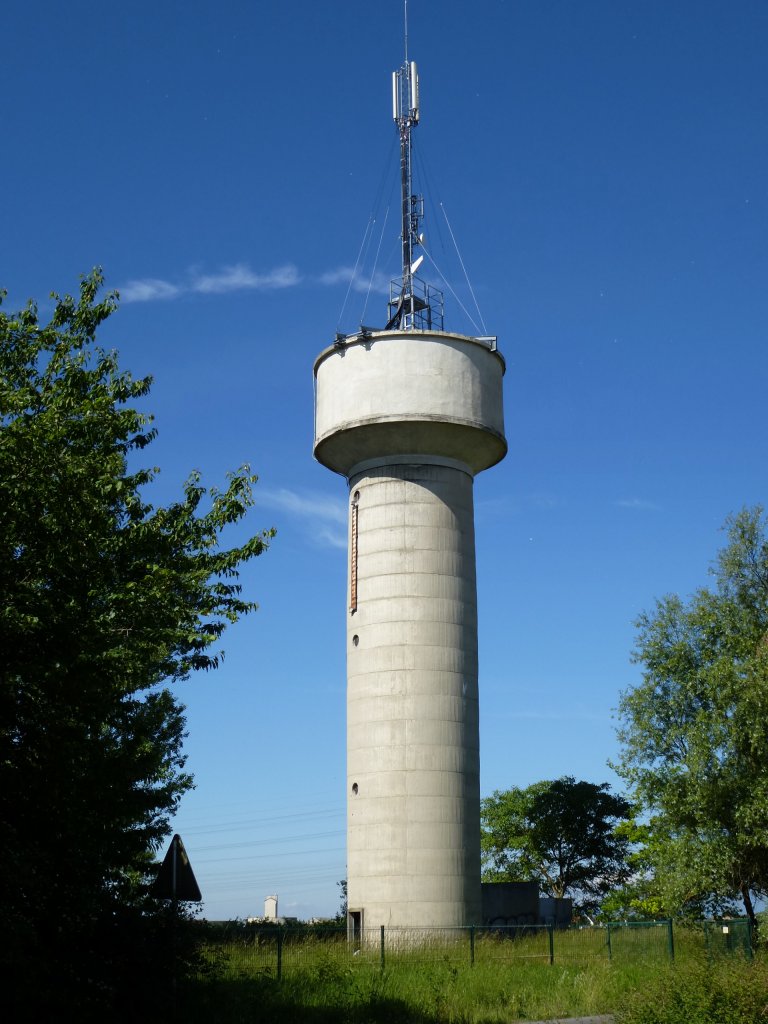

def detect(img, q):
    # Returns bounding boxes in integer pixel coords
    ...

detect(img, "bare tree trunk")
[740,884,758,947]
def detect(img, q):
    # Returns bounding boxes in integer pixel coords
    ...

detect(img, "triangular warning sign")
[151,834,202,902]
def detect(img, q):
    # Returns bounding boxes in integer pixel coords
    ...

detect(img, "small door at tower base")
[348,909,363,947]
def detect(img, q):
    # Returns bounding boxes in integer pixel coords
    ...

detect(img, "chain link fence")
[199,918,753,980]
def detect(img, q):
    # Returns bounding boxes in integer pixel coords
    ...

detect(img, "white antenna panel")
[410,61,419,117]
[392,71,399,120]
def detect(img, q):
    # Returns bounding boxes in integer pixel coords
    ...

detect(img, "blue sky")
[3,0,767,920]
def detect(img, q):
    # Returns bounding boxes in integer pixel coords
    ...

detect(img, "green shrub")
[616,955,768,1024]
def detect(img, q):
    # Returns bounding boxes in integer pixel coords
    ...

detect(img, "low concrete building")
[481,882,573,926]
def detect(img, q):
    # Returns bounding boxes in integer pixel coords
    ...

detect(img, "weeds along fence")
[199,919,753,981]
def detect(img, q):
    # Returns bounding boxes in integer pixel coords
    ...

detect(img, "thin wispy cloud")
[614,498,661,511]
[318,267,355,287]
[317,265,391,296]
[475,495,519,518]
[118,278,183,303]
[476,493,558,519]
[118,263,301,303]
[260,487,346,525]
[528,493,559,510]
[259,487,347,549]
[118,261,392,304]
[194,264,300,294]
[315,524,348,551]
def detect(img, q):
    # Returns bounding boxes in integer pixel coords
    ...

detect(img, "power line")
[175,807,344,836]
[194,845,344,866]
[191,828,345,854]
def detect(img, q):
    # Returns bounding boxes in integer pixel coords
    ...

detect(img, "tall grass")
[616,955,768,1024]
[182,927,765,1024]
[185,957,646,1023]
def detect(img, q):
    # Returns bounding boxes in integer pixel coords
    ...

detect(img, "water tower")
[313,49,506,934]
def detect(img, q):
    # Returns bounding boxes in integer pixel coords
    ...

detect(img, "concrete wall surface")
[314,326,507,932]
[314,331,506,476]
[538,897,573,927]
[346,462,481,928]
[481,882,539,925]
[480,884,573,927]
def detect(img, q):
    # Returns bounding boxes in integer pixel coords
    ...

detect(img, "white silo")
[313,52,506,934]
[264,894,278,921]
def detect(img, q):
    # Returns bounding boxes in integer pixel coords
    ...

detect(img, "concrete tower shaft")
[347,461,481,927]
[313,329,506,930]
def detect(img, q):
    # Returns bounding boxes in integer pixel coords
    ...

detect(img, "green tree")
[615,507,768,934]
[481,776,632,915]
[335,878,348,923]
[0,271,274,1015]
[596,817,736,921]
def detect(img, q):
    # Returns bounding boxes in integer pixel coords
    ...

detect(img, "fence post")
[380,925,385,972]
[666,918,675,962]
[470,925,475,967]
[548,924,554,965]
[606,923,612,961]
[276,925,283,981]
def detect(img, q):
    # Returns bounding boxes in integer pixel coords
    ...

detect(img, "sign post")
[151,834,202,1021]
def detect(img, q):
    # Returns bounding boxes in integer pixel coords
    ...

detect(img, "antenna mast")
[385,6,443,332]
